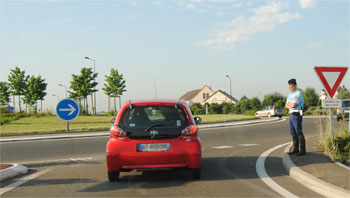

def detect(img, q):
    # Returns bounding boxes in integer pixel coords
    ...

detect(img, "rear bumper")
[106,136,201,171]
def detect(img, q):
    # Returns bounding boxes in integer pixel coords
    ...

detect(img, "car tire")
[337,116,342,122]
[279,116,282,118]
[192,169,201,180]
[108,171,120,182]
[255,113,259,118]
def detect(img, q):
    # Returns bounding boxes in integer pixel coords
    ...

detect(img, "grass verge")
[0,114,256,136]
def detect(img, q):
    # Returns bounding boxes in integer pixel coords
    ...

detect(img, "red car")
[106,99,202,182]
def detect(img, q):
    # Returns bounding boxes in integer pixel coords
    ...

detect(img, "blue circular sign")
[56,99,80,121]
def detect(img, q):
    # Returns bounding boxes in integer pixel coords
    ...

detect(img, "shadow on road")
[78,156,289,193]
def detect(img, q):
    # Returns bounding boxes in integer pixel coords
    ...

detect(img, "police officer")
[285,79,306,156]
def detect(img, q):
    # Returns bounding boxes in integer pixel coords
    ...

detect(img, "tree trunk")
[86,97,89,115]
[18,95,22,112]
[91,94,94,115]
[13,95,15,112]
[119,96,121,110]
[108,96,110,113]
[40,100,43,113]
[83,98,86,114]
[114,97,117,114]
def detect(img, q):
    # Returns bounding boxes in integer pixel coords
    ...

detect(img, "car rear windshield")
[118,105,189,131]
[342,101,350,107]
[275,106,283,110]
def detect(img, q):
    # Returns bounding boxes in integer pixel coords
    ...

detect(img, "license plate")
[137,143,170,151]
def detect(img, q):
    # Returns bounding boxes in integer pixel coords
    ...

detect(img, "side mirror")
[111,118,115,124]
[194,117,202,124]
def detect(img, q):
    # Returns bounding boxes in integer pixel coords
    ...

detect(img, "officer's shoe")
[289,147,299,155]
[296,135,306,156]
[296,150,306,156]
[289,136,299,155]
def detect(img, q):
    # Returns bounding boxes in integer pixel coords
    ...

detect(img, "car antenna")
[129,100,133,109]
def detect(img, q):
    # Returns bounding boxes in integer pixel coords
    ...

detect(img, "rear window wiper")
[145,123,172,132]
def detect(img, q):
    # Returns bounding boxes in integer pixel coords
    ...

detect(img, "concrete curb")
[0,118,282,143]
[0,164,28,181]
[282,144,350,198]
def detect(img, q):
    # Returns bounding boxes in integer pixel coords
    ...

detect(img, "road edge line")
[256,142,298,198]
[282,144,350,198]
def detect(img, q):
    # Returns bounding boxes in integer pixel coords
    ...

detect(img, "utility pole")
[226,75,232,97]
[153,79,158,99]
[58,84,68,98]
[84,57,97,115]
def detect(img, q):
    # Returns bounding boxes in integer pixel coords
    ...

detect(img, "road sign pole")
[66,121,69,132]
[330,108,334,139]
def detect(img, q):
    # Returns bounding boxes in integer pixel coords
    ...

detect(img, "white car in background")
[255,105,284,118]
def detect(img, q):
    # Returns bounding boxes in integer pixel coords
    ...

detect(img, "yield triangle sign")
[314,66,348,98]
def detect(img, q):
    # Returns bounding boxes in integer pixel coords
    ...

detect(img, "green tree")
[23,76,39,112]
[249,97,261,111]
[36,75,47,112]
[102,68,126,113]
[8,67,29,112]
[302,87,319,110]
[261,92,284,107]
[69,67,98,114]
[337,90,350,99]
[0,82,10,106]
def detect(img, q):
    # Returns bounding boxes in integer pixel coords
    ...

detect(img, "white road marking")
[14,157,95,165]
[212,146,233,149]
[256,142,298,198]
[239,144,259,147]
[0,168,51,196]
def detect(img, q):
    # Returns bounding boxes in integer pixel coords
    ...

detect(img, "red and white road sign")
[314,66,348,98]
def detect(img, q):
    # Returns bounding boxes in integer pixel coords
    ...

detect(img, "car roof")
[123,99,187,107]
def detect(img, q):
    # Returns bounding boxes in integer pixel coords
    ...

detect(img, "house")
[179,85,214,106]
[203,90,238,104]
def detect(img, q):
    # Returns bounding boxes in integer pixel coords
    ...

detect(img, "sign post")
[56,99,80,132]
[315,66,348,139]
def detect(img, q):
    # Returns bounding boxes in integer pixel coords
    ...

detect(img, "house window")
[203,93,209,99]
[203,93,206,99]
[206,93,209,99]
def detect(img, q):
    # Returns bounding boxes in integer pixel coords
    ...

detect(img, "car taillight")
[182,125,198,136]
[110,125,126,137]
[274,106,276,111]
[337,107,341,111]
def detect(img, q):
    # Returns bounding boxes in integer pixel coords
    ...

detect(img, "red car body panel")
[106,99,202,172]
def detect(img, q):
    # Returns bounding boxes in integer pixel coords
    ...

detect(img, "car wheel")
[279,116,282,118]
[267,113,271,118]
[255,113,259,118]
[108,171,120,182]
[192,169,201,180]
[337,116,341,122]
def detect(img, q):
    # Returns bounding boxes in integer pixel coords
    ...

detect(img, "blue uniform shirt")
[287,89,304,111]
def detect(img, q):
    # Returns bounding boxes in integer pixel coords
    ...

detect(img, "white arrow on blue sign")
[56,99,80,121]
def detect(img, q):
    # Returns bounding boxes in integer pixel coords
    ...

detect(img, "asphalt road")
[0,118,324,197]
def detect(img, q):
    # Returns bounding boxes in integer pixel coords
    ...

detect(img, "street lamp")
[84,56,97,115]
[58,84,68,98]
[52,94,60,102]
[226,75,232,97]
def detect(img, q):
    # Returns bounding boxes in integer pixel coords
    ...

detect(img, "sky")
[0,0,349,112]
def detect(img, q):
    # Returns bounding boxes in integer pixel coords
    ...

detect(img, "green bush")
[209,103,223,114]
[326,127,350,162]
